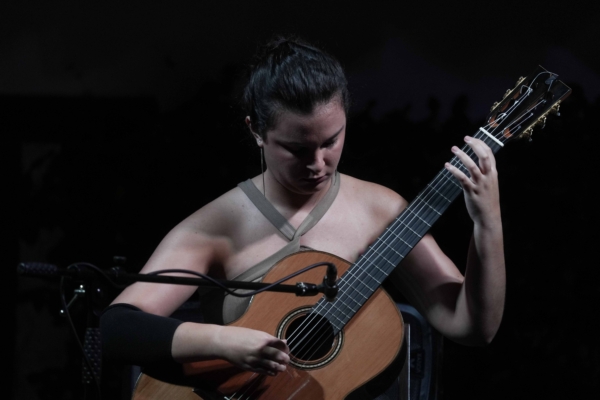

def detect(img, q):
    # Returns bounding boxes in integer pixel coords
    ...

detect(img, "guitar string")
[263,79,549,375]
[240,95,547,399]
[270,73,556,368]
[283,137,488,363]
[230,371,263,400]
[284,107,524,350]
[286,140,478,362]
[260,92,556,400]
[247,81,557,400]
[280,95,528,352]
[283,114,523,362]
[285,132,518,368]
[302,81,548,322]
[232,363,297,400]
[284,96,546,367]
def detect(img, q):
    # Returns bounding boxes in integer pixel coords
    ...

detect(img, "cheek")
[265,150,299,172]
[329,142,345,163]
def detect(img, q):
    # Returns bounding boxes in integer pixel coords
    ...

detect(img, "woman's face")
[261,99,346,195]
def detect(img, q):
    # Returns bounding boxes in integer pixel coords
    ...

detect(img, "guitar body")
[132,251,405,400]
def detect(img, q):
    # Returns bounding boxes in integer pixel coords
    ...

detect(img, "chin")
[295,177,330,194]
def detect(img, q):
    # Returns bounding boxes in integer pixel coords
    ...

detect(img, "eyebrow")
[280,125,345,146]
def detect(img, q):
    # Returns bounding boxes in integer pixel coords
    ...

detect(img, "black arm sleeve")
[99,303,184,366]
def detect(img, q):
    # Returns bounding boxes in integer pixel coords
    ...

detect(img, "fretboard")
[314,129,505,334]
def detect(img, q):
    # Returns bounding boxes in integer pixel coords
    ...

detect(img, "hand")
[445,136,501,227]
[216,326,290,375]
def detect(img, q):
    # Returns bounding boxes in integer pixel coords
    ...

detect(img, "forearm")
[100,303,184,366]
[457,220,506,345]
[171,322,225,363]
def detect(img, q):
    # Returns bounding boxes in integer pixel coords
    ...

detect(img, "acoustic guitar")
[132,66,571,399]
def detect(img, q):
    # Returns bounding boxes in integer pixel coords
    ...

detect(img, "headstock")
[485,66,571,145]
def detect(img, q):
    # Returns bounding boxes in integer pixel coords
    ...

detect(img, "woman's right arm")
[101,200,289,375]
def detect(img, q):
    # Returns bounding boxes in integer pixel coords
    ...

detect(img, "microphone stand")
[17,258,338,298]
[17,257,339,399]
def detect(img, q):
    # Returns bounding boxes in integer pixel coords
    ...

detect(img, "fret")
[392,218,423,238]
[354,260,384,281]
[444,174,463,190]
[331,305,352,320]
[403,207,432,227]
[369,251,397,268]
[358,253,387,275]
[377,239,404,257]
[350,288,369,301]
[358,256,394,282]
[384,227,414,248]
[418,198,443,216]
[343,293,362,307]
[426,182,453,203]
[328,313,345,331]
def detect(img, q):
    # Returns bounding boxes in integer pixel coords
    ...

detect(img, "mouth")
[303,175,328,184]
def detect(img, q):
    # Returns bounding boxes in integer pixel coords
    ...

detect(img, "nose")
[306,148,325,174]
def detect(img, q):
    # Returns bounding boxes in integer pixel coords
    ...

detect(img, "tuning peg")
[536,116,547,129]
[490,101,499,112]
[515,76,525,86]
[519,127,534,141]
[503,89,512,99]
[551,104,561,116]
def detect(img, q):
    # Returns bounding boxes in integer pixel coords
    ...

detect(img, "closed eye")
[323,138,337,148]
[285,146,309,155]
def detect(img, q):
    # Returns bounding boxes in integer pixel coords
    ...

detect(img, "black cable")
[147,261,336,297]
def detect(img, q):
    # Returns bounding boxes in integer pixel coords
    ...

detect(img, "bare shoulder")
[339,173,408,221]
[176,184,250,237]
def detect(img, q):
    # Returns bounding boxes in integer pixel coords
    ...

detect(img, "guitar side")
[132,251,405,400]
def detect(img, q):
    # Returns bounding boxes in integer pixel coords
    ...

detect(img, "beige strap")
[234,171,340,282]
[237,180,296,240]
[217,172,341,324]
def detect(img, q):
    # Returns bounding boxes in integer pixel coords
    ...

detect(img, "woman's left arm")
[390,136,505,346]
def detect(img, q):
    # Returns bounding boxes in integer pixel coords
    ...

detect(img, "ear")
[245,116,263,147]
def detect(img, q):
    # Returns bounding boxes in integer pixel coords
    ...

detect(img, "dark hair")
[242,35,350,138]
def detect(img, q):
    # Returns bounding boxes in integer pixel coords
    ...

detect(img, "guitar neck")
[315,129,504,334]
[311,65,571,334]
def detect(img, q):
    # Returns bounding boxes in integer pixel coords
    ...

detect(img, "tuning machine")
[536,116,547,130]
[520,127,534,142]
[515,76,525,87]
[501,76,526,101]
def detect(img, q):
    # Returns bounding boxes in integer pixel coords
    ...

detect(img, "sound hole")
[285,313,334,361]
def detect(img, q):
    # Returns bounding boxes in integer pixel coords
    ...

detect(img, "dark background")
[3,1,599,399]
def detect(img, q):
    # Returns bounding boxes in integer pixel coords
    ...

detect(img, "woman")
[101,35,505,391]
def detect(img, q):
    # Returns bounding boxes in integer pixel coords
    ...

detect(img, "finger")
[262,345,290,365]
[465,136,496,173]
[244,354,285,375]
[445,162,473,190]
[450,146,480,183]
[254,358,287,374]
[269,338,290,353]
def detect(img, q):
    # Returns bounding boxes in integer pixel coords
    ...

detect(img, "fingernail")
[445,162,451,169]
[464,136,472,142]
[451,146,458,153]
